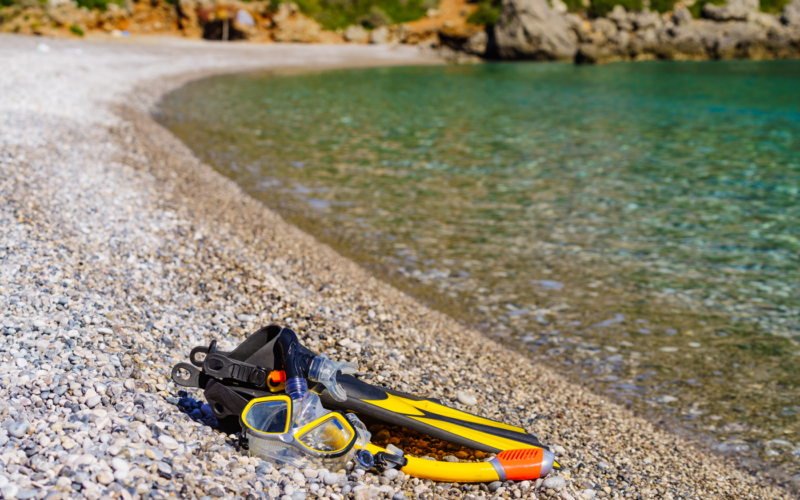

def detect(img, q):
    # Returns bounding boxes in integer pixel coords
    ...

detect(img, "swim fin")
[317,375,559,468]
[172,325,559,469]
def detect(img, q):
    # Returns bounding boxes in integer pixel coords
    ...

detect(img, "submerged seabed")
[157,60,800,475]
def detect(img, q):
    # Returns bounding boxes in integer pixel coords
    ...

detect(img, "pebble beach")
[0,32,796,500]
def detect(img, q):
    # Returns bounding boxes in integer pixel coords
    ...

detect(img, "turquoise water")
[157,61,800,473]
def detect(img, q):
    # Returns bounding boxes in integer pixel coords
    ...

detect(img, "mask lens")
[297,418,353,453]
[245,399,289,434]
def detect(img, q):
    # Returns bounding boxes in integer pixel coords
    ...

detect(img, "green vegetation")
[467,1,501,25]
[759,0,791,12]
[561,0,585,12]
[649,0,676,13]
[283,0,435,31]
[69,23,83,35]
[589,0,642,16]
[74,0,123,11]
[689,0,723,17]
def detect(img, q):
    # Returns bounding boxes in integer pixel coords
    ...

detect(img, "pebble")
[457,392,478,406]
[96,470,114,485]
[158,434,180,449]
[323,473,339,486]
[542,476,566,491]
[8,421,29,438]
[1,484,19,500]
[383,469,399,480]
[111,457,131,480]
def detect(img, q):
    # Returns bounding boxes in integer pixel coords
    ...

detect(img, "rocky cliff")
[476,0,800,62]
[2,0,799,63]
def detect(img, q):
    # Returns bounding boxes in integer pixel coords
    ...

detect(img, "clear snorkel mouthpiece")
[308,355,358,402]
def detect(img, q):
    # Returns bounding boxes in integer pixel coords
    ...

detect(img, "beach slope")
[0,34,794,500]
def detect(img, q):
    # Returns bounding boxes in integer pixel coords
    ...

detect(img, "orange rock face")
[0,0,475,48]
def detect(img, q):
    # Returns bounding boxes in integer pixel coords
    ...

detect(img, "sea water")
[157,60,800,473]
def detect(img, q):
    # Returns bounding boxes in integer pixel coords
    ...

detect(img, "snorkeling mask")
[239,392,373,471]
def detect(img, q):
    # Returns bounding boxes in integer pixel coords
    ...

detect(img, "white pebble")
[158,434,179,449]
[457,391,477,406]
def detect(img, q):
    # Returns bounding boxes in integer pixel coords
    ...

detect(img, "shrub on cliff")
[467,1,501,25]
[758,0,791,12]
[279,0,433,30]
[589,0,641,16]
[74,0,123,11]
[649,0,676,12]
[689,0,723,16]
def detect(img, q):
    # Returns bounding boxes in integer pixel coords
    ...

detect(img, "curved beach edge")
[0,33,795,500]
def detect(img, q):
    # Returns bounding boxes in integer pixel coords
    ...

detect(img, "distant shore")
[0,33,796,500]
[3,0,800,64]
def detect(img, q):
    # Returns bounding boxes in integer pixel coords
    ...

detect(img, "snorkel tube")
[274,327,357,402]
[275,328,312,400]
[367,444,555,483]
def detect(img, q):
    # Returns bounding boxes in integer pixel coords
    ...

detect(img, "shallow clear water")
[157,61,800,473]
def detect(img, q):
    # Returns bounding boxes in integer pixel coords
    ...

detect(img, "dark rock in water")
[492,0,577,60]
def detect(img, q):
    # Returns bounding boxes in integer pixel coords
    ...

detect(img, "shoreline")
[0,32,796,500]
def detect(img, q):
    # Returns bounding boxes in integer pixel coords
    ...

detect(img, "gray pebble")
[157,462,172,475]
[322,473,338,486]
[542,476,566,491]
[8,421,29,439]
[488,481,502,493]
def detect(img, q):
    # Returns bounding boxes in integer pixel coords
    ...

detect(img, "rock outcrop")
[492,0,578,60]
[567,3,800,64]
[784,0,800,26]
[703,0,759,21]
[2,0,800,63]
[270,2,338,43]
